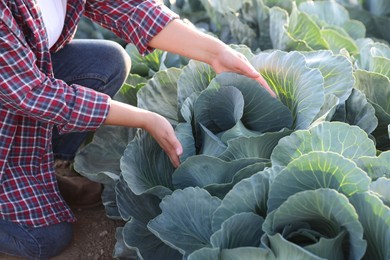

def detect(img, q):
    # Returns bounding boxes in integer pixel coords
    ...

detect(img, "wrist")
[140,111,157,131]
[202,37,227,65]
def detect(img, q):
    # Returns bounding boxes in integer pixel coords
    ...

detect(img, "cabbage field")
[74,0,390,259]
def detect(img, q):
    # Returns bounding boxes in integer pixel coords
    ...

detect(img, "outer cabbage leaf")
[261,233,328,260]
[204,162,269,199]
[296,1,361,54]
[172,155,264,192]
[210,212,264,249]
[268,151,370,212]
[212,170,272,232]
[198,124,228,157]
[188,247,220,260]
[218,129,292,161]
[320,28,359,55]
[355,39,385,70]
[331,88,378,135]
[219,120,263,143]
[125,44,161,77]
[188,247,273,260]
[369,177,390,206]
[75,125,133,184]
[251,50,325,129]
[121,130,175,198]
[177,60,216,111]
[137,68,181,125]
[263,189,367,260]
[175,123,196,162]
[349,192,390,260]
[355,150,390,179]
[271,121,377,167]
[354,70,390,114]
[370,44,390,79]
[354,69,390,149]
[115,178,181,260]
[302,50,354,103]
[113,227,138,259]
[115,177,161,223]
[148,187,221,257]
[311,94,339,123]
[123,219,182,260]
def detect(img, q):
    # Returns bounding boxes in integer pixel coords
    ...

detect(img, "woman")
[0,0,274,258]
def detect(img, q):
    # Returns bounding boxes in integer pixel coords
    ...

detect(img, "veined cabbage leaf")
[271,121,377,167]
[267,151,371,212]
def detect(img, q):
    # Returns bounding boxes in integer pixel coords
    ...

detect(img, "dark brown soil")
[0,205,124,260]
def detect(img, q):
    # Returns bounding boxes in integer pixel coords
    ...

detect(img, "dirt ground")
[0,205,125,260]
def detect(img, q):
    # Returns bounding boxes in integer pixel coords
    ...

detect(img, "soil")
[0,205,125,260]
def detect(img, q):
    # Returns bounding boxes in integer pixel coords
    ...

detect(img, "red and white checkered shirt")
[0,0,177,227]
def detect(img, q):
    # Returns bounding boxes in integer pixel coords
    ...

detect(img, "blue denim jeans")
[51,39,131,161]
[0,220,73,259]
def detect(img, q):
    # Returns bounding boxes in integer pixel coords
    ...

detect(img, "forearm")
[148,19,227,65]
[104,100,151,128]
[149,18,276,97]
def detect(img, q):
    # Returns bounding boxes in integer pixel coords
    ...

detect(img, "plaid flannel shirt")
[0,0,177,227]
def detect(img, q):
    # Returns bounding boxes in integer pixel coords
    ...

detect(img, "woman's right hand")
[104,100,183,168]
[143,112,183,168]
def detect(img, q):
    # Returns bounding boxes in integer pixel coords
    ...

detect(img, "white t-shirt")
[36,0,67,48]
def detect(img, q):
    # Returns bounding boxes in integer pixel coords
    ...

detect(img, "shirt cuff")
[57,84,111,134]
[123,2,180,55]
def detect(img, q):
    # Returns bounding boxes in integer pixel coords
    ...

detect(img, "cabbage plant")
[102,49,378,259]
[74,44,386,259]
[149,122,390,260]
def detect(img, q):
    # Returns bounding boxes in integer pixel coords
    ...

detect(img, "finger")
[236,54,277,98]
[255,76,277,98]
[166,147,181,168]
[170,154,181,168]
[163,135,183,168]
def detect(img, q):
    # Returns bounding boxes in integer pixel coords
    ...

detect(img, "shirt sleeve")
[84,0,179,55]
[0,20,110,134]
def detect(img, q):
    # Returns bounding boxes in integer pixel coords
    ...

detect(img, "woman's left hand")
[210,46,276,98]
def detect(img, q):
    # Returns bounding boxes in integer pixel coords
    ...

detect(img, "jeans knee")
[97,41,132,97]
[0,221,73,259]
[105,41,131,78]
[32,222,73,258]
[112,41,132,75]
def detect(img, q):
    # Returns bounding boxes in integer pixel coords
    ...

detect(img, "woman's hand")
[104,100,183,167]
[143,112,183,168]
[210,45,276,97]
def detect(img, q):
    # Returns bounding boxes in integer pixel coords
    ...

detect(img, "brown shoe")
[55,160,103,209]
